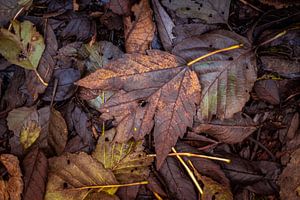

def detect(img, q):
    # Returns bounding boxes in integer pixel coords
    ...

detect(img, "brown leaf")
[108,0,130,15]
[254,80,280,105]
[0,154,23,200]
[193,113,257,143]
[25,24,57,101]
[22,148,48,200]
[152,0,175,51]
[77,50,201,168]
[124,0,155,53]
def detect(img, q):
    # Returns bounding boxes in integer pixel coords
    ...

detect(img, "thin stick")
[259,30,287,46]
[153,192,163,200]
[34,69,48,86]
[171,147,203,194]
[148,152,231,163]
[69,181,148,190]
[8,7,25,31]
[239,0,263,12]
[187,44,243,66]
[248,137,276,161]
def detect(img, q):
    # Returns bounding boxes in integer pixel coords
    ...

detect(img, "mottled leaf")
[0,154,23,200]
[124,0,155,53]
[22,148,48,200]
[193,113,257,143]
[254,80,280,105]
[173,30,256,122]
[20,120,41,149]
[0,20,45,70]
[77,50,201,168]
[0,0,32,27]
[108,0,130,15]
[152,0,175,51]
[161,0,231,24]
[45,152,119,200]
[92,128,153,183]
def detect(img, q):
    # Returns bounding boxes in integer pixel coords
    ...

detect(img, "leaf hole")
[138,100,148,107]
[138,154,142,158]
[198,7,201,10]
[200,3,203,7]
[105,137,109,141]
[209,44,213,48]
[107,56,113,60]
[131,169,134,173]
[100,53,104,56]
[63,182,68,189]
[228,57,233,61]
[245,90,248,93]
[67,159,71,164]
[209,14,213,17]
[221,11,225,14]
[186,7,191,11]
[246,66,249,69]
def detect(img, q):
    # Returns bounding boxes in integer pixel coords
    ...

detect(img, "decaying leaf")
[161,0,231,24]
[0,154,23,200]
[20,120,41,149]
[254,79,280,105]
[108,0,130,15]
[0,0,32,27]
[92,128,153,183]
[124,0,155,53]
[193,113,257,143]
[76,50,201,168]
[45,152,119,200]
[173,30,257,122]
[0,20,45,70]
[278,148,300,200]
[22,148,48,200]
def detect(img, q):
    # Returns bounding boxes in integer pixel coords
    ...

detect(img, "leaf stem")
[69,181,148,190]
[171,147,203,194]
[187,44,243,66]
[259,30,287,47]
[148,152,230,163]
[34,69,48,86]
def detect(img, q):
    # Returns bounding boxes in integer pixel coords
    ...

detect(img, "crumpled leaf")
[20,120,41,149]
[22,148,48,200]
[159,157,197,200]
[76,50,201,168]
[278,148,300,200]
[45,152,119,200]
[0,0,32,27]
[92,128,153,183]
[193,113,257,143]
[108,0,130,15]
[0,20,45,70]
[161,0,231,24]
[173,30,257,122]
[190,162,233,200]
[0,154,23,200]
[152,0,175,51]
[124,0,155,53]
[254,79,280,105]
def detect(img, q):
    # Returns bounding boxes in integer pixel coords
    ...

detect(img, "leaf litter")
[0,0,299,199]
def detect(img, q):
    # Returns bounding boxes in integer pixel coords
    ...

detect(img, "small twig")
[259,30,287,47]
[68,181,148,190]
[171,147,203,195]
[8,7,25,31]
[187,44,243,66]
[148,152,230,163]
[50,78,58,107]
[250,127,261,160]
[34,69,48,86]
[248,137,276,161]
[153,192,163,200]
[239,0,263,12]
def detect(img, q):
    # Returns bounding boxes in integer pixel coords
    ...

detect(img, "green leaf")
[45,152,119,200]
[0,20,45,70]
[20,120,41,149]
[92,129,153,183]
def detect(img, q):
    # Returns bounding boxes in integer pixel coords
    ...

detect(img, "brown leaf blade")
[77,50,200,168]
[22,148,48,200]
[0,154,23,200]
[124,0,155,53]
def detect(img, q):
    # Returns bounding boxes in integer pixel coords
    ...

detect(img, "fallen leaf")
[278,148,300,199]
[22,148,48,200]
[258,0,300,9]
[193,113,257,143]
[173,30,257,121]
[0,0,32,27]
[161,0,231,24]
[0,20,45,70]
[0,154,23,200]
[108,0,130,15]
[159,157,197,200]
[76,50,201,168]
[124,0,155,53]
[25,24,58,101]
[92,128,153,183]
[20,120,41,149]
[44,152,119,200]
[254,80,280,105]
[152,0,175,51]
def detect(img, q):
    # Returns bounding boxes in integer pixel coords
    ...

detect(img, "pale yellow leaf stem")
[69,181,148,190]
[34,69,48,86]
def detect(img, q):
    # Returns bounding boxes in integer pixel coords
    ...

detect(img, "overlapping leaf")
[77,50,201,168]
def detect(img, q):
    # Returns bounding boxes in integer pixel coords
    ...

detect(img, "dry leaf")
[254,80,280,105]
[77,50,200,168]
[108,0,130,15]
[20,120,41,149]
[0,154,23,200]
[124,0,155,53]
